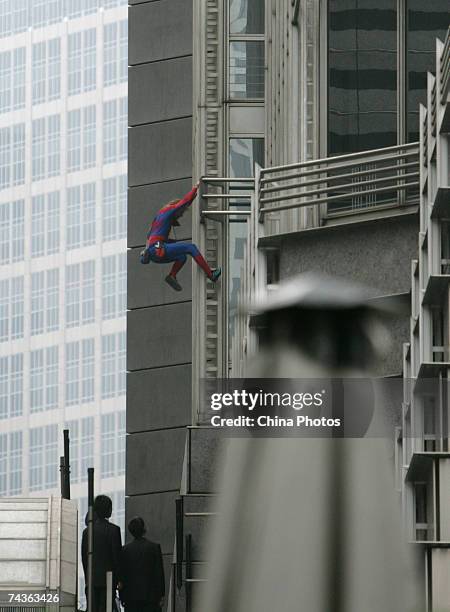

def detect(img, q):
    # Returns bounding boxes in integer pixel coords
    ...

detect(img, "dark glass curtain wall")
[328,0,397,155]
[328,0,449,155]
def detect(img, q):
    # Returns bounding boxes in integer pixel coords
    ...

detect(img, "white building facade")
[0,0,128,596]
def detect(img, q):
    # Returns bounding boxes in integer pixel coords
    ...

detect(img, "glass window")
[13,1,27,34]
[66,263,80,327]
[67,186,81,249]
[29,427,44,491]
[0,279,8,341]
[10,353,22,417]
[67,109,81,172]
[101,413,115,476]
[32,0,47,28]
[103,177,116,240]
[32,118,46,181]
[230,0,265,34]
[118,253,127,316]
[84,28,96,91]
[44,425,58,489]
[81,339,95,403]
[101,334,116,398]
[10,276,23,339]
[31,195,45,257]
[9,431,22,494]
[0,0,11,37]
[47,114,60,177]
[228,138,263,349]
[0,200,24,265]
[0,51,11,112]
[48,38,61,100]
[80,417,94,478]
[83,105,96,168]
[67,0,83,20]
[66,340,80,404]
[117,332,126,395]
[119,97,127,160]
[229,41,265,99]
[103,100,117,163]
[12,47,26,110]
[30,349,44,412]
[31,271,45,335]
[47,268,59,331]
[0,354,23,419]
[406,0,449,142]
[83,182,96,245]
[48,0,62,24]
[0,126,10,189]
[12,123,25,185]
[328,0,397,154]
[103,22,117,86]
[68,32,82,96]
[117,411,125,474]
[0,356,7,419]
[102,255,116,319]
[120,19,127,82]
[32,42,46,104]
[118,174,127,238]
[47,191,60,255]
[82,260,95,324]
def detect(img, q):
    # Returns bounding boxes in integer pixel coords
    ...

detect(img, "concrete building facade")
[127,1,449,609]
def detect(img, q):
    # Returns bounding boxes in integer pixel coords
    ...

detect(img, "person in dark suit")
[81,495,123,612]
[119,517,165,612]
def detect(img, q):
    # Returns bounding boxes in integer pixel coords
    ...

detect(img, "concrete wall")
[127,0,193,590]
[276,212,418,376]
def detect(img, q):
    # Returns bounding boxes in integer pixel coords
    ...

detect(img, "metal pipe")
[59,456,65,498]
[260,151,420,183]
[87,467,94,612]
[260,142,419,175]
[259,181,420,213]
[201,177,253,183]
[106,571,113,612]
[63,429,70,500]
[260,172,420,205]
[175,497,183,590]
[260,161,420,193]
[202,210,251,216]
[202,194,252,199]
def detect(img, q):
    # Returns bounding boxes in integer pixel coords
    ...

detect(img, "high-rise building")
[127,1,449,610]
[0,0,128,601]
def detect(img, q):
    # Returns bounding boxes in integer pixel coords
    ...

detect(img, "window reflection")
[328,0,397,154]
[229,41,265,99]
[407,0,449,142]
[230,0,264,35]
[228,139,264,355]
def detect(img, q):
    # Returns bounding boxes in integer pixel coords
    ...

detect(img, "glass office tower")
[0,0,128,601]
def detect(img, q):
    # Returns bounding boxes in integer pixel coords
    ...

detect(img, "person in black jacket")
[81,495,123,612]
[119,517,165,612]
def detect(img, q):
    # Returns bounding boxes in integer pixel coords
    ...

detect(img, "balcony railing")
[258,142,420,218]
[440,26,450,104]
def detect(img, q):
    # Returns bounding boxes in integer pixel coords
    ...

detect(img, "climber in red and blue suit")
[140,183,221,292]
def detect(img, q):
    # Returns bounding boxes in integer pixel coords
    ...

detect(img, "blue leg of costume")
[149,242,214,279]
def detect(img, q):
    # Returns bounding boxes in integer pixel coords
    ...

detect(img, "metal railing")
[258,142,420,217]
[440,26,450,104]
[200,177,253,221]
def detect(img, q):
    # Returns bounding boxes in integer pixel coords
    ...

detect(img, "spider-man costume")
[140,185,221,291]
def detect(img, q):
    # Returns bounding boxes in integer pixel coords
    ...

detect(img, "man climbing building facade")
[140,183,221,291]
